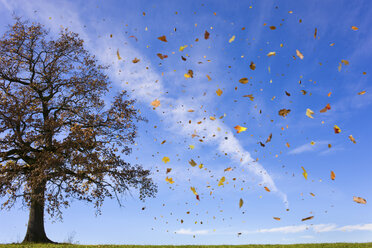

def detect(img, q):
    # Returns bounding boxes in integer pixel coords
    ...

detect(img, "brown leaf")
[265,133,272,143]
[273,217,281,221]
[132,57,140,63]
[239,78,249,84]
[250,62,256,70]
[278,109,291,117]
[204,30,210,40]
[157,35,167,42]
[301,216,314,221]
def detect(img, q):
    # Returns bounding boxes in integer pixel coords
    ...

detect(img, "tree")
[0,19,157,243]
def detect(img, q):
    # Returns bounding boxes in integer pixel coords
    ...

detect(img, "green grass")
[0,244,372,248]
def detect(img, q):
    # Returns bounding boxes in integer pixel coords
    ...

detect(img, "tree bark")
[22,182,55,243]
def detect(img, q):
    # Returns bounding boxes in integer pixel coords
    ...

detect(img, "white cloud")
[247,223,372,234]
[175,228,210,235]
[338,224,372,232]
[289,141,329,155]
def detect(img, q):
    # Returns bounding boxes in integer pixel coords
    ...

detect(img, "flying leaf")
[348,135,356,144]
[189,159,197,167]
[314,28,317,39]
[278,109,291,117]
[320,103,331,113]
[166,168,172,174]
[334,125,341,134]
[353,196,367,204]
[310,141,315,145]
[239,78,249,84]
[162,156,170,164]
[243,94,254,101]
[157,53,168,59]
[224,167,232,172]
[116,49,122,60]
[151,99,160,108]
[229,35,235,43]
[331,171,336,180]
[250,62,256,70]
[218,176,226,186]
[234,125,247,133]
[190,187,198,195]
[273,217,281,221]
[306,108,314,119]
[179,45,188,51]
[358,90,366,95]
[132,57,140,63]
[301,216,314,221]
[239,198,244,208]
[301,166,308,180]
[265,133,272,143]
[296,49,304,59]
[267,51,276,57]
[341,59,349,65]
[206,74,212,81]
[351,26,359,31]
[216,88,223,96]
[264,186,270,192]
[189,145,195,149]
[184,69,194,78]
[204,30,210,39]
[158,35,167,42]
[165,177,174,184]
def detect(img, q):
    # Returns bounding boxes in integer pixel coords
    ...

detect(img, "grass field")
[0,244,372,248]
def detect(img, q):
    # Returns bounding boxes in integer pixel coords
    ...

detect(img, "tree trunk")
[22,183,55,243]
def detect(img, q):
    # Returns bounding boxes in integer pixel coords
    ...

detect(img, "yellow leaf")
[353,196,366,204]
[306,108,314,119]
[190,186,198,195]
[189,159,197,167]
[198,163,203,169]
[189,145,195,149]
[224,167,232,172]
[229,35,235,43]
[184,69,193,78]
[239,198,244,208]
[310,141,315,145]
[301,166,308,180]
[358,90,366,95]
[116,49,122,60]
[218,176,226,186]
[296,49,304,59]
[165,177,174,184]
[267,51,276,57]
[348,135,356,144]
[151,99,160,108]
[234,125,247,133]
[179,45,188,51]
[216,88,223,96]
[162,156,170,164]
[210,116,216,120]
[206,74,212,81]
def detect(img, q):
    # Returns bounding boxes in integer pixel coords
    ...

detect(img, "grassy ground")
[0,244,372,248]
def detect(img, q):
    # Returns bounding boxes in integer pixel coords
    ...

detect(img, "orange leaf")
[157,35,167,42]
[353,196,367,204]
[234,125,247,133]
[331,171,336,180]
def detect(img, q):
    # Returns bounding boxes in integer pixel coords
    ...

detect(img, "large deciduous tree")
[0,19,157,243]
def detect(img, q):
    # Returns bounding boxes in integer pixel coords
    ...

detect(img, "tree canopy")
[0,18,157,243]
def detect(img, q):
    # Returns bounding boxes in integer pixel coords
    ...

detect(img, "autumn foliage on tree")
[0,19,157,243]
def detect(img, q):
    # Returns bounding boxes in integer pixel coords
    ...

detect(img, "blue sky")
[0,0,372,245]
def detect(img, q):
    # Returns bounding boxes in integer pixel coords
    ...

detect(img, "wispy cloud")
[289,141,330,155]
[245,223,372,234]
[175,228,210,235]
